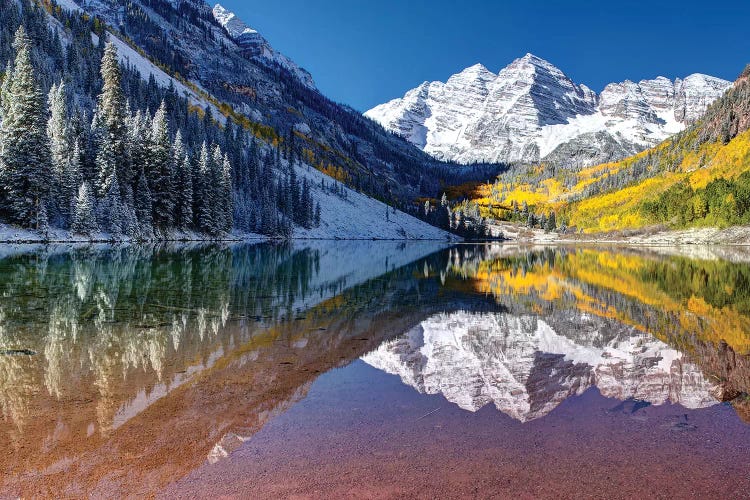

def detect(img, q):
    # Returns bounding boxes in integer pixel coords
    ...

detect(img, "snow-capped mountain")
[362,312,718,422]
[212,4,315,88]
[365,54,731,166]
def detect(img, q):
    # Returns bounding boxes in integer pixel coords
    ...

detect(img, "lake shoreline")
[491,222,750,246]
[3,220,750,246]
[0,224,460,244]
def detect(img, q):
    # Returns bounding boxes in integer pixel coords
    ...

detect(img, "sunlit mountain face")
[0,243,748,497]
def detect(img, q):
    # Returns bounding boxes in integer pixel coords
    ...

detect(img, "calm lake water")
[1,242,749,499]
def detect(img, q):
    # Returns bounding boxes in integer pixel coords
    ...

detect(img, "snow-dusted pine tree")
[62,142,82,227]
[148,101,174,229]
[212,144,227,231]
[0,27,52,229]
[220,153,233,232]
[47,81,73,223]
[172,131,193,231]
[0,59,13,117]
[95,40,130,197]
[71,182,97,235]
[128,109,149,185]
[134,169,153,229]
[97,173,123,234]
[197,143,216,234]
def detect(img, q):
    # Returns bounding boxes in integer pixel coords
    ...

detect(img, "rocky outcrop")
[366,54,731,166]
[212,4,315,88]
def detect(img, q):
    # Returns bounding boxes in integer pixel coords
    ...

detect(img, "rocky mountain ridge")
[366,54,731,166]
[211,4,315,88]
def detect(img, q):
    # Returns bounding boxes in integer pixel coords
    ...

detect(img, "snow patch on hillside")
[292,163,456,240]
[55,0,82,12]
[91,32,221,119]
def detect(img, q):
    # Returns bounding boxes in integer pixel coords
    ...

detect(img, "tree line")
[0,0,320,239]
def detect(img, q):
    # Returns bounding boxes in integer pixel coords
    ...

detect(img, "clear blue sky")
[220,0,750,112]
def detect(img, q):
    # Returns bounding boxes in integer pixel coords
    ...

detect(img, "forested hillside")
[470,64,750,234]
[0,0,324,239]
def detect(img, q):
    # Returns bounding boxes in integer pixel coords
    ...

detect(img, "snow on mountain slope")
[292,161,456,240]
[212,4,315,89]
[55,0,220,116]
[54,0,82,12]
[366,54,731,166]
[91,32,220,118]
[362,311,718,421]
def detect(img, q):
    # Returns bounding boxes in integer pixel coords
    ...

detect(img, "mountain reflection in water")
[0,242,748,497]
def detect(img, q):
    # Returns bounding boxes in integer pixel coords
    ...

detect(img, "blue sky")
[220,0,750,112]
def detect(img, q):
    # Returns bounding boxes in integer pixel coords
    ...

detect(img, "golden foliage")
[462,250,750,353]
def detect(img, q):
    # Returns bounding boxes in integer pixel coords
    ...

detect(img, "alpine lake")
[1,241,749,499]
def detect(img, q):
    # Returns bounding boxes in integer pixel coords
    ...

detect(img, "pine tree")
[220,153,233,232]
[148,101,174,228]
[456,214,467,236]
[47,81,73,223]
[71,182,97,235]
[128,109,149,183]
[0,27,52,228]
[47,82,71,168]
[209,144,225,233]
[300,178,311,228]
[98,174,124,234]
[545,211,557,233]
[196,143,215,234]
[172,131,193,230]
[0,60,13,117]
[62,143,82,227]
[96,40,130,197]
[134,169,153,229]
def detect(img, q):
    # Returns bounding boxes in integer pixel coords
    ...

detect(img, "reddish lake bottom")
[163,361,750,499]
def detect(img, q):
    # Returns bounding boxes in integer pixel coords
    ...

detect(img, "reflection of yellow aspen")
[461,250,750,353]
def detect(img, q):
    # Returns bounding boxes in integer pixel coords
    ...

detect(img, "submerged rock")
[1,349,37,356]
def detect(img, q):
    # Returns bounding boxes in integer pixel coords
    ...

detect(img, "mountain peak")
[513,52,558,70]
[502,52,571,87]
[211,3,315,88]
[520,52,545,62]
[447,63,496,85]
[366,54,731,165]
[212,4,257,38]
[463,62,492,73]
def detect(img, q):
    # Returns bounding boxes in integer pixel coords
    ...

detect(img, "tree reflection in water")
[0,242,747,497]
